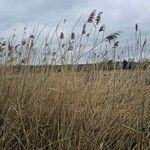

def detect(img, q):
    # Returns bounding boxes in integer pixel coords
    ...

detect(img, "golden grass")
[0,69,149,149]
[0,10,150,149]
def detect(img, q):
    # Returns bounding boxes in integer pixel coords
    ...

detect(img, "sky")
[0,0,150,61]
[0,0,150,36]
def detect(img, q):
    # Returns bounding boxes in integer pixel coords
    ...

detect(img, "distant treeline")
[4,60,150,73]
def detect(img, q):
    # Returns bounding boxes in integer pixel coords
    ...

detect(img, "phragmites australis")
[71,32,75,40]
[67,41,73,51]
[64,18,66,24]
[22,40,26,45]
[99,25,105,32]
[21,58,27,64]
[2,41,6,47]
[62,43,65,48]
[0,46,3,52]
[113,41,119,48]
[106,32,120,43]
[29,35,35,39]
[142,38,147,51]
[102,50,108,58]
[23,26,27,34]
[14,44,20,50]
[52,51,56,56]
[135,23,138,32]
[8,42,13,52]
[87,10,96,23]
[82,23,86,35]
[96,12,102,25]
[86,33,90,37]
[45,37,48,47]
[60,32,64,39]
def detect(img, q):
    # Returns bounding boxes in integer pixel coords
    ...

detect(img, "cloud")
[0,0,150,38]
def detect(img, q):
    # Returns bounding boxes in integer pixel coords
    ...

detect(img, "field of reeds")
[0,10,150,149]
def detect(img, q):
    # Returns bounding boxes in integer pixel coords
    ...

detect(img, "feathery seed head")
[87,10,96,23]
[71,32,75,40]
[106,32,120,43]
[82,23,86,35]
[96,12,102,25]
[99,25,105,32]
[135,23,138,32]
[60,32,64,39]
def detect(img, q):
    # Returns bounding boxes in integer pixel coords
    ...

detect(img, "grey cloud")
[0,0,87,31]
[0,0,150,39]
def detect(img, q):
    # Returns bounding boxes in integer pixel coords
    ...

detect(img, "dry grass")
[0,10,150,149]
[0,69,150,149]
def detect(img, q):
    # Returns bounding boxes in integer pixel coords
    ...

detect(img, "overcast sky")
[0,0,150,38]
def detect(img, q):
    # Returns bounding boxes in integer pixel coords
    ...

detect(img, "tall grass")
[0,11,150,149]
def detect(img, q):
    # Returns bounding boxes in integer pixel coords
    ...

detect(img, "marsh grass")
[0,11,150,149]
[0,70,150,149]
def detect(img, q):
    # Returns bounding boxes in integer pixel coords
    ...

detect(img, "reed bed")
[0,10,150,149]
